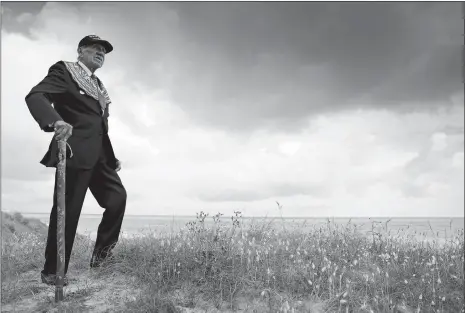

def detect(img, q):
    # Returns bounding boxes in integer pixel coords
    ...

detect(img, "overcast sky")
[1,2,463,217]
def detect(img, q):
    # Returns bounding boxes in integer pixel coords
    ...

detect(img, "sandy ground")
[1,267,327,313]
[1,268,144,313]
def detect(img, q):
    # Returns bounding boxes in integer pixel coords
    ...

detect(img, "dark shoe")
[90,257,102,268]
[90,251,115,268]
[41,272,68,286]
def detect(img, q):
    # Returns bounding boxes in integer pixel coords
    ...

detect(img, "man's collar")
[77,61,93,77]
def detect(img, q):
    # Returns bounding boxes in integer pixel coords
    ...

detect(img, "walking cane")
[55,139,67,302]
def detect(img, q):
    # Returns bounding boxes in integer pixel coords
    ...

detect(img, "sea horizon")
[8,211,462,243]
[5,211,465,219]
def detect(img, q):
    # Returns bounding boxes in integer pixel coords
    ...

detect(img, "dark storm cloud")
[1,2,46,35]
[4,2,462,133]
[157,2,463,131]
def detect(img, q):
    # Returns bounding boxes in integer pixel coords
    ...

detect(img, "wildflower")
[404,280,408,284]
[281,301,290,311]
[419,294,423,300]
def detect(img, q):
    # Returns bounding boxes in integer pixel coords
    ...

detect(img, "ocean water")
[21,213,464,244]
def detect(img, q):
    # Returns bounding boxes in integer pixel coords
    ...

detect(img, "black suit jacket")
[25,61,118,170]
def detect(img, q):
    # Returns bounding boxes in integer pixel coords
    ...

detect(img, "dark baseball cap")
[78,35,113,53]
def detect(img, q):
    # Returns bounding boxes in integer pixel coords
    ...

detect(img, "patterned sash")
[63,61,112,107]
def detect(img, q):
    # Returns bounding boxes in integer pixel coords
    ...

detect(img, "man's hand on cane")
[53,121,73,141]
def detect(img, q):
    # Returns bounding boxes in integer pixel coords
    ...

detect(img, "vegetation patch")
[2,210,463,312]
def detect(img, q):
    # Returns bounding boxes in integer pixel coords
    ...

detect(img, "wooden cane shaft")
[55,140,66,302]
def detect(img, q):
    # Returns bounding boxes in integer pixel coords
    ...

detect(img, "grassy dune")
[1,210,464,312]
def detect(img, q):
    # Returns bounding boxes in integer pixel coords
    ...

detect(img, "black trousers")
[42,145,126,275]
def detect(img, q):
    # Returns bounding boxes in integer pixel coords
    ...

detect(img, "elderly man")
[25,35,127,286]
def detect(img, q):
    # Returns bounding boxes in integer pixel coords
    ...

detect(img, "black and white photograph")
[1,1,464,312]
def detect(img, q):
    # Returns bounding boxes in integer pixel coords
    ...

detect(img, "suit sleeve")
[25,62,67,132]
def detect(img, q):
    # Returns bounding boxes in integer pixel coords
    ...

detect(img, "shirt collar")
[77,61,93,77]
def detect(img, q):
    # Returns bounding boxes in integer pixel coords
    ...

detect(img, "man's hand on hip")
[115,160,122,172]
[53,121,73,141]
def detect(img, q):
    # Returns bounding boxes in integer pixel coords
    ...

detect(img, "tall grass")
[109,211,464,312]
[2,211,464,312]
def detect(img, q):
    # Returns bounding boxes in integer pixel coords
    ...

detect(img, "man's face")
[79,43,106,70]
